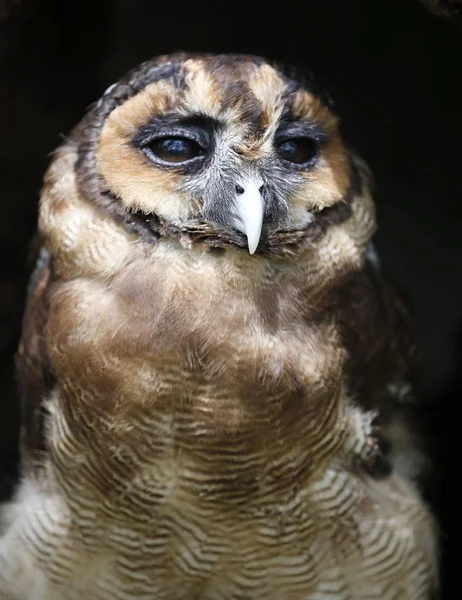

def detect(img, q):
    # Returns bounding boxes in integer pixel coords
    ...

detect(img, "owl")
[0,53,438,599]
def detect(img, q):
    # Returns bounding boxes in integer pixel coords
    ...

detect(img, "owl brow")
[132,114,218,148]
[275,119,328,145]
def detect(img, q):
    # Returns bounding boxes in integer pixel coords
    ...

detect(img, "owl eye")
[144,137,204,164]
[276,138,318,167]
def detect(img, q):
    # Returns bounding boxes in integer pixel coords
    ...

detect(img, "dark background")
[0,0,461,597]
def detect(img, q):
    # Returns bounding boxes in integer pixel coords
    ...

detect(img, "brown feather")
[15,245,55,471]
[1,53,438,600]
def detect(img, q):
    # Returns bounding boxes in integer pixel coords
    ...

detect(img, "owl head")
[69,52,370,256]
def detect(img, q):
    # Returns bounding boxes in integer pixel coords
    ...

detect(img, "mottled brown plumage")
[0,53,438,599]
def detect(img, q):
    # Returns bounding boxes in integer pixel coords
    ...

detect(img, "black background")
[1,0,461,597]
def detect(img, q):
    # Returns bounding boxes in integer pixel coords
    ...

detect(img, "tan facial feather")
[247,64,287,128]
[229,63,287,159]
[180,59,223,118]
[97,80,198,221]
[284,89,352,218]
[96,58,352,228]
[291,89,339,133]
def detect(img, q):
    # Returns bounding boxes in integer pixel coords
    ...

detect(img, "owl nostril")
[235,184,245,195]
[259,185,265,194]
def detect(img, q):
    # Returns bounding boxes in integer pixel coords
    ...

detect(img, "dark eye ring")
[143,137,205,165]
[276,137,319,168]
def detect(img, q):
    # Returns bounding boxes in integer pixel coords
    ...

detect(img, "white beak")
[232,179,265,255]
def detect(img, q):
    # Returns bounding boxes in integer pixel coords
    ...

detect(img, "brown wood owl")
[0,53,438,599]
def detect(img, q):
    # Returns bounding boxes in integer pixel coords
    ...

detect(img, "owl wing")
[337,258,426,484]
[15,241,55,471]
[339,261,418,407]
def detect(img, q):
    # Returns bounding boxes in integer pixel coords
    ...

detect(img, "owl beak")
[232,180,265,255]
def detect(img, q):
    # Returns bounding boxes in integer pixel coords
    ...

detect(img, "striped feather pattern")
[1,54,438,599]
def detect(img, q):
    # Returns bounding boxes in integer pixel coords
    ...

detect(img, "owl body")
[0,54,437,599]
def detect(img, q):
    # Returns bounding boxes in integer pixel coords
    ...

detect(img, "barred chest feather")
[1,225,437,599]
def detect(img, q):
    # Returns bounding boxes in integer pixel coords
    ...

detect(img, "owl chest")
[48,252,351,513]
[51,248,343,431]
[44,385,437,600]
[34,257,437,598]
[17,443,436,600]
